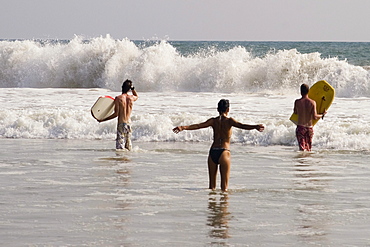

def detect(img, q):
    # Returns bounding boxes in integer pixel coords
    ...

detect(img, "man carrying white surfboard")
[293,84,326,151]
[98,79,138,151]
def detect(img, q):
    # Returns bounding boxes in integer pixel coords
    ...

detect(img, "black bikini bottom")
[209,148,230,164]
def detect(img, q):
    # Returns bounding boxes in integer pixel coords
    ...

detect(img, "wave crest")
[1,36,369,97]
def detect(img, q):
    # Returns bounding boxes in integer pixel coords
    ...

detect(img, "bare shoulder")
[227,117,240,126]
[309,98,316,105]
[195,117,215,129]
[114,95,120,101]
[129,94,138,101]
[115,94,124,100]
[207,117,217,124]
[228,117,237,122]
[203,117,216,126]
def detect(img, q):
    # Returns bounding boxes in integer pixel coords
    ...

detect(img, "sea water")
[1,37,370,246]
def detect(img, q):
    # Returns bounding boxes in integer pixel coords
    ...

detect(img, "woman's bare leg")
[219,151,231,192]
[208,155,218,190]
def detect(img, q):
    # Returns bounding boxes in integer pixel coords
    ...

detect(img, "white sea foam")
[0,88,369,151]
[1,37,369,97]
[1,38,369,150]
[2,40,370,247]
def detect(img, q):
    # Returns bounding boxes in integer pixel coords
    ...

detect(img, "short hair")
[300,84,309,95]
[217,99,230,114]
[122,79,132,93]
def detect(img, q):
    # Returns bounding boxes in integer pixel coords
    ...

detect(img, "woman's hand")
[172,126,184,134]
[256,124,265,132]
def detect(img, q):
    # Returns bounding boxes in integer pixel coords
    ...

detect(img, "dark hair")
[217,99,229,114]
[300,84,309,95]
[122,79,133,93]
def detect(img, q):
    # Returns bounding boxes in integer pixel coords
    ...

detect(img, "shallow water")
[2,88,370,151]
[1,139,369,246]
[2,39,370,246]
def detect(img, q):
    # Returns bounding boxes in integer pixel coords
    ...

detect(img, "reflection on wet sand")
[293,153,331,243]
[207,192,231,240]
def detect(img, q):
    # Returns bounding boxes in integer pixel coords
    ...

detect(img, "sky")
[1,0,370,41]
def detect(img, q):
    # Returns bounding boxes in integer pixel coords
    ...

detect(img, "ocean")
[1,36,370,246]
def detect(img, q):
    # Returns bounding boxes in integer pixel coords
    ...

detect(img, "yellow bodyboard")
[290,80,335,126]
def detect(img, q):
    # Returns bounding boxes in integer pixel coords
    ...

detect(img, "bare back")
[115,94,138,124]
[173,113,262,150]
[210,116,233,149]
[294,97,316,127]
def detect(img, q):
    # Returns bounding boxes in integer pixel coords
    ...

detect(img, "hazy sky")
[1,0,370,41]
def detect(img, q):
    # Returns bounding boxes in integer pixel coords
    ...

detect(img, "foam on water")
[1,88,369,151]
[2,37,370,247]
[1,36,369,97]
[1,38,369,150]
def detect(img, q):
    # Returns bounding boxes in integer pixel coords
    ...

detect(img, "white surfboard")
[91,96,115,121]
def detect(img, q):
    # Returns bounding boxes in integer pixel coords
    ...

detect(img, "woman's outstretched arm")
[230,118,264,132]
[173,118,214,134]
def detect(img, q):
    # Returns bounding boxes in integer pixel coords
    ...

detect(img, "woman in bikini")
[173,99,264,192]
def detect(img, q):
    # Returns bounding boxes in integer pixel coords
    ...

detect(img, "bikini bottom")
[209,148,230,164]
